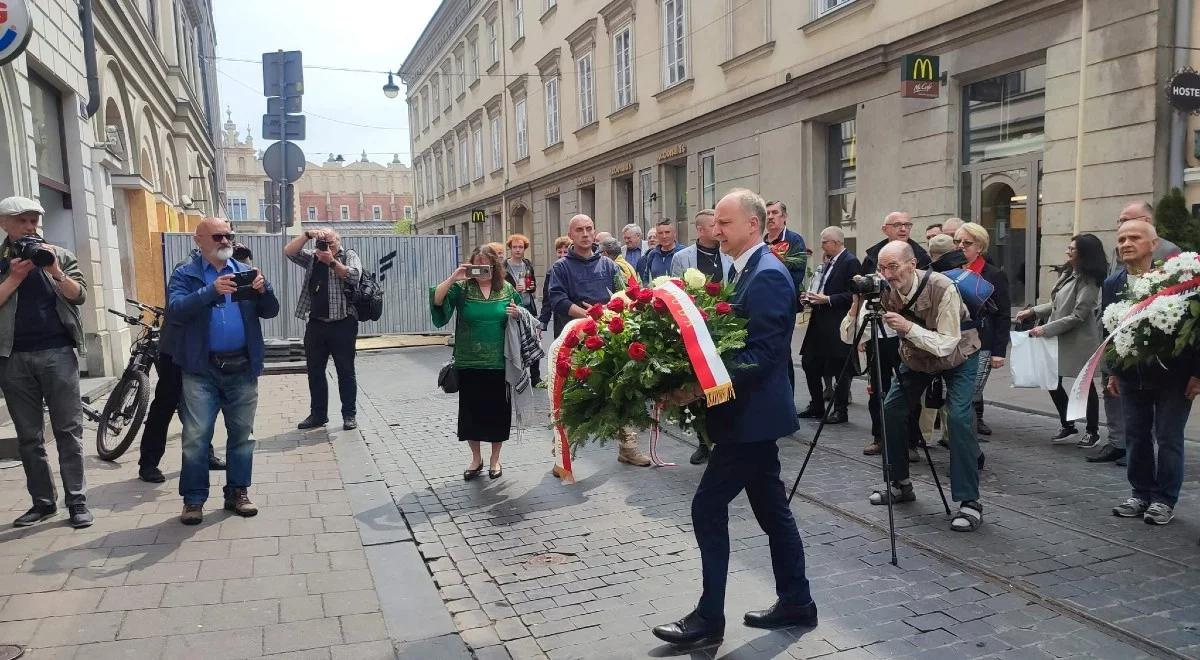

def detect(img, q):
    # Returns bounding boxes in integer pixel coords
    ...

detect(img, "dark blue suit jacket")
[704,245,800,445]
[800,251,860,355]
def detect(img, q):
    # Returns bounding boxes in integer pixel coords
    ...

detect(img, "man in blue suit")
[652,189,816,647]
[798,226,860,424]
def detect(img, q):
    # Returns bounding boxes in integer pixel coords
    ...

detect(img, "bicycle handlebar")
[125,298,165,316]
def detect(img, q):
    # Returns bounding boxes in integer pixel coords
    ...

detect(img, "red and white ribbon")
[547,318,587,485]
[648,404,676,467]
[651,282,735,407]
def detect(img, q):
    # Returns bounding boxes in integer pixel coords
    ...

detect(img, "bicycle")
[91,298,164,461]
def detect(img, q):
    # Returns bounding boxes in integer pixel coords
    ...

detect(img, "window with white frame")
[577,51,595,126]
[456,54,466,96]
[487,20,498,64]
[307,206,317,221]
[340,205,350,221]
[426,155,435,196]
[458,137,469,186]
[435,152,444,195]
[229,196,248,221]
[468,39,479,82]
[404,206,413,219]
[472,125,484,179]
[662,0,687,87]
[372,205,382,220]
[431,76,440,114]
[446,139,457,189]
[258,199,266,220]
[514,99,528,159]
[700,151,715,210]
[422,92,430,129]
[490,114,502,171]
[544,76,561,145]
[815,0,857,18]
[442,65,452,109]
[513,0,524,40]
[613,24,634,110]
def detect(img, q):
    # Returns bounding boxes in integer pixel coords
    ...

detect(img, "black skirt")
[456,368,512,443]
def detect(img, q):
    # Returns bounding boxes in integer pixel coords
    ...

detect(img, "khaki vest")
[881,270,979,373]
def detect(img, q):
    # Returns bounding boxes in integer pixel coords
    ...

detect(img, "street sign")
[267,95,303,115]
[263,113,306,141]
[262,141,306,183]
[1166,67,1200,115]
[901,54,941,99]
[0,0,34,66]
[471,209,486,223]
[262,50,303,97]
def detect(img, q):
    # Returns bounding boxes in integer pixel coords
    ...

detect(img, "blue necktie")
[727,264,737,283]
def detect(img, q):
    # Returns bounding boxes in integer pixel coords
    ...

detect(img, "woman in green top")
[431,243,521,481]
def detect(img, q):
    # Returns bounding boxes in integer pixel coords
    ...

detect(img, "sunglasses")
[211,233,235,243]
[953,238,975,247]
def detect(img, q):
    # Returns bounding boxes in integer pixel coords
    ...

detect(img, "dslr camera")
[848,273,886,297]
[10,236,55,267]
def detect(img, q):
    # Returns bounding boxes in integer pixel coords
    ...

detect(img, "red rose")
[584,335,605,351]
[563,331,580,348]
[715,302,733,315]
[627,342,648,361]
[652,298,668,312]
[670,278,685,289]
[556,361,570,378]
[574,366,592,381]
[626,284,642,299]
[608,316,625,334]
[587,304,604,320]
[607,297,626,313]
[580,319,598,336]
[636,289,654,303]
[705,282,722,296]
[625,276,639,290]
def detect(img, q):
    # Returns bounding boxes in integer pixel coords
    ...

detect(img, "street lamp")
[382,71,399,99]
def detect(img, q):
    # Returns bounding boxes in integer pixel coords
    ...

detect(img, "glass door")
[969,158,1041,308]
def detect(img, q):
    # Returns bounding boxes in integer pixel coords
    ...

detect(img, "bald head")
[879,240,915,264]
[1119,202,1154,226]
[194,217,234,266]
[568,214,596,255]
[1117,219,1158,272]
[878,240,918,291]
[882,211,913,242]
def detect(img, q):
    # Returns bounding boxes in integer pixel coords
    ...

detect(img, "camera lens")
[31,249,55,267]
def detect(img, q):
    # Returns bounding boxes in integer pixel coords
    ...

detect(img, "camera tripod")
[787,298,950,567]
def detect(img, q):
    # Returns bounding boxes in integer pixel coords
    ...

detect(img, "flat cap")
[0,196,45,216]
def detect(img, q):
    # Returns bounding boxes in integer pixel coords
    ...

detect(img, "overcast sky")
[212,0,441,166]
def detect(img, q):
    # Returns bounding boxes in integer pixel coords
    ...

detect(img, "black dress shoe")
[13,505,57,527]
[652,610,724,646]
[798,406,823,419]
[689,444,711,465]
[744,600,818,630]
[824,409,848,425]
[343,416,358,430]
[1086,445,1125,463]
[139,467,166,483]
[297,415,328,430]
[68,503,94,529]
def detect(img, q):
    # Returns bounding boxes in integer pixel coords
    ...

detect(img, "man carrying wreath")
[652,189,815,647]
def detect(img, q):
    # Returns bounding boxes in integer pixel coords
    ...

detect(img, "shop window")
[963,65,1046,164]
[700,150,715,210]
[827,118,856,229]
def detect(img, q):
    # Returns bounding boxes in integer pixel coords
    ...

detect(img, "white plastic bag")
[1009,330,1058,389]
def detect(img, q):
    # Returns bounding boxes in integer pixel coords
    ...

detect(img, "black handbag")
[438,359,459,394]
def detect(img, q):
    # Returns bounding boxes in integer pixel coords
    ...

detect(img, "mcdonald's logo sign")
[471,209,486,223]
[901,54,941,99]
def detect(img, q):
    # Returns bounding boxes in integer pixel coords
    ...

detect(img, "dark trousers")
[867,337,923,446]
[1121,381,1192,508]
[304,317,358,418]
[1048,378,1098,434]
[801,345,850,412]
[692,441,812,623]
[139,351,182,470]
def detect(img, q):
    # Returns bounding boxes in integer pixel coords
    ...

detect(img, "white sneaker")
[1143,503,1174,526]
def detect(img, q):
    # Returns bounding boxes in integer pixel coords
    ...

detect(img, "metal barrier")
[162,232,460,339]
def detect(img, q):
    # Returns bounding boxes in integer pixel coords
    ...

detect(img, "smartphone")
[231,269,258,301]
[315,239,329,251]
[466,265,491,278]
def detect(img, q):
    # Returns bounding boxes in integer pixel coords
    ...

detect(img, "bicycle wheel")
[96,370,151,461]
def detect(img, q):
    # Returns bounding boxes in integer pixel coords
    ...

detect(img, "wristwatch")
[50,272,66,283]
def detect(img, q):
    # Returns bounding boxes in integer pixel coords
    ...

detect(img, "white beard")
[216,247,234,260]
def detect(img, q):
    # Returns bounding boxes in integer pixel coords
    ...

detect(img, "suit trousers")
[692,441,813,623]
[139,351,182,470]
[304,317,358,418]
[801,342,850,412]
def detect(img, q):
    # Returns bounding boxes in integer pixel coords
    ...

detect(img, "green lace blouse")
[430,280,521,370]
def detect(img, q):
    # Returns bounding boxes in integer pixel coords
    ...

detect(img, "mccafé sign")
[901,54,940,99]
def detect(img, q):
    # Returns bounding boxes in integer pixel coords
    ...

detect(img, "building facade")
[404,0,1188,306]
[221,112,270,234]
[0,0,223,378]
[297,152,414,231]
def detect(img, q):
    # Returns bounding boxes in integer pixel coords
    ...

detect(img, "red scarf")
[967,257,985,274]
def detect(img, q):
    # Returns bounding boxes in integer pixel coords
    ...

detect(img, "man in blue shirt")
[168,218,279,525]
[636,219,682,283]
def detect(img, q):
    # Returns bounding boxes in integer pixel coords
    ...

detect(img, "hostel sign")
[1166,67,1200,115]
[901,54,940,99]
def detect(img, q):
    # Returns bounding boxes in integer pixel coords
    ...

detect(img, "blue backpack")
[902,268,996,331]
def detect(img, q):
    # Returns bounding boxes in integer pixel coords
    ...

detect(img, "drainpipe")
[1071,0,1089,235]
[79,0,101,119]
[1168,0,1191,189]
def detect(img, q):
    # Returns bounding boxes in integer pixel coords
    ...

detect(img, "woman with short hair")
[952,222,1011,438]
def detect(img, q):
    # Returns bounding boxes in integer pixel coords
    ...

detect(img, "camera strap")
[898,270,932,321]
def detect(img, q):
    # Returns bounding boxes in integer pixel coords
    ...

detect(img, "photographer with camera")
[286,228,362,431]
[849,241,984,532]
[0,196,93,528]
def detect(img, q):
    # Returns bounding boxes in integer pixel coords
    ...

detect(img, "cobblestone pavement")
[0,374,397,659]
[357,346,1200,660]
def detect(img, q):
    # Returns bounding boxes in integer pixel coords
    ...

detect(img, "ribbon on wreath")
[547,317,586,485]
[651,282,736,407]
[647,404,677,468]
[1066,273,1200,421]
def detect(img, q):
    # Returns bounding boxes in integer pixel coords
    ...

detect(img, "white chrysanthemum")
[1103,300,1134,333]
[651,275,672,287]
[1129,276,1153,299]
[1164,253,1200,277]
[1113,328,1136,357]
[682,268,707,290]
[1145,295,1186,334]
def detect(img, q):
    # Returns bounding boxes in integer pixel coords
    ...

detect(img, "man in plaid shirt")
[285,228,362,431]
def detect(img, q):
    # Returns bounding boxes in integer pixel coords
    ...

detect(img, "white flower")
[651,275,672,287]
[1113,328,1136,357]
[1103,300,1134,333]
[1144,295,1186,334]
[682,268,707,291]
[1129,276,1153,300]
[1163,253,1200,277]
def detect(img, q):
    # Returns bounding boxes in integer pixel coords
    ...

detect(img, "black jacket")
[800,250,860,356]
[929,251,1011,358]
[861,238,930,276]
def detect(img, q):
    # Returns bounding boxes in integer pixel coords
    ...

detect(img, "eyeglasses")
[886,222,914,229]
[953,238,975,247]
[1118,215,1149,224]
[211,233,235,243]
[879,262,910,273]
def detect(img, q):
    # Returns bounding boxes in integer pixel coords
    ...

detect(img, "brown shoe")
[863,442,882,456]
[223,488,258,517]
[181,503,203,525]
[617,448,652,467]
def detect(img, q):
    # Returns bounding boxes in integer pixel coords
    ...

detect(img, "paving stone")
[161,580,224,607]
[330,639,396,660]
[262,617,343,654]
[34,611,124,646]
[162,627,263,659]
[280,594,325,622]
[0,588,103,621]
[340,611,389,643]
[222,575,308,603]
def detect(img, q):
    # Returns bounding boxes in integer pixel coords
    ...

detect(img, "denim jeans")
[884,352,980,502]
[1119,380,1192,508]
[1101,366,1125,449]
[179,365,258,505]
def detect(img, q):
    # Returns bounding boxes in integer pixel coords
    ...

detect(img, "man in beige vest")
[843,241,984,532]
